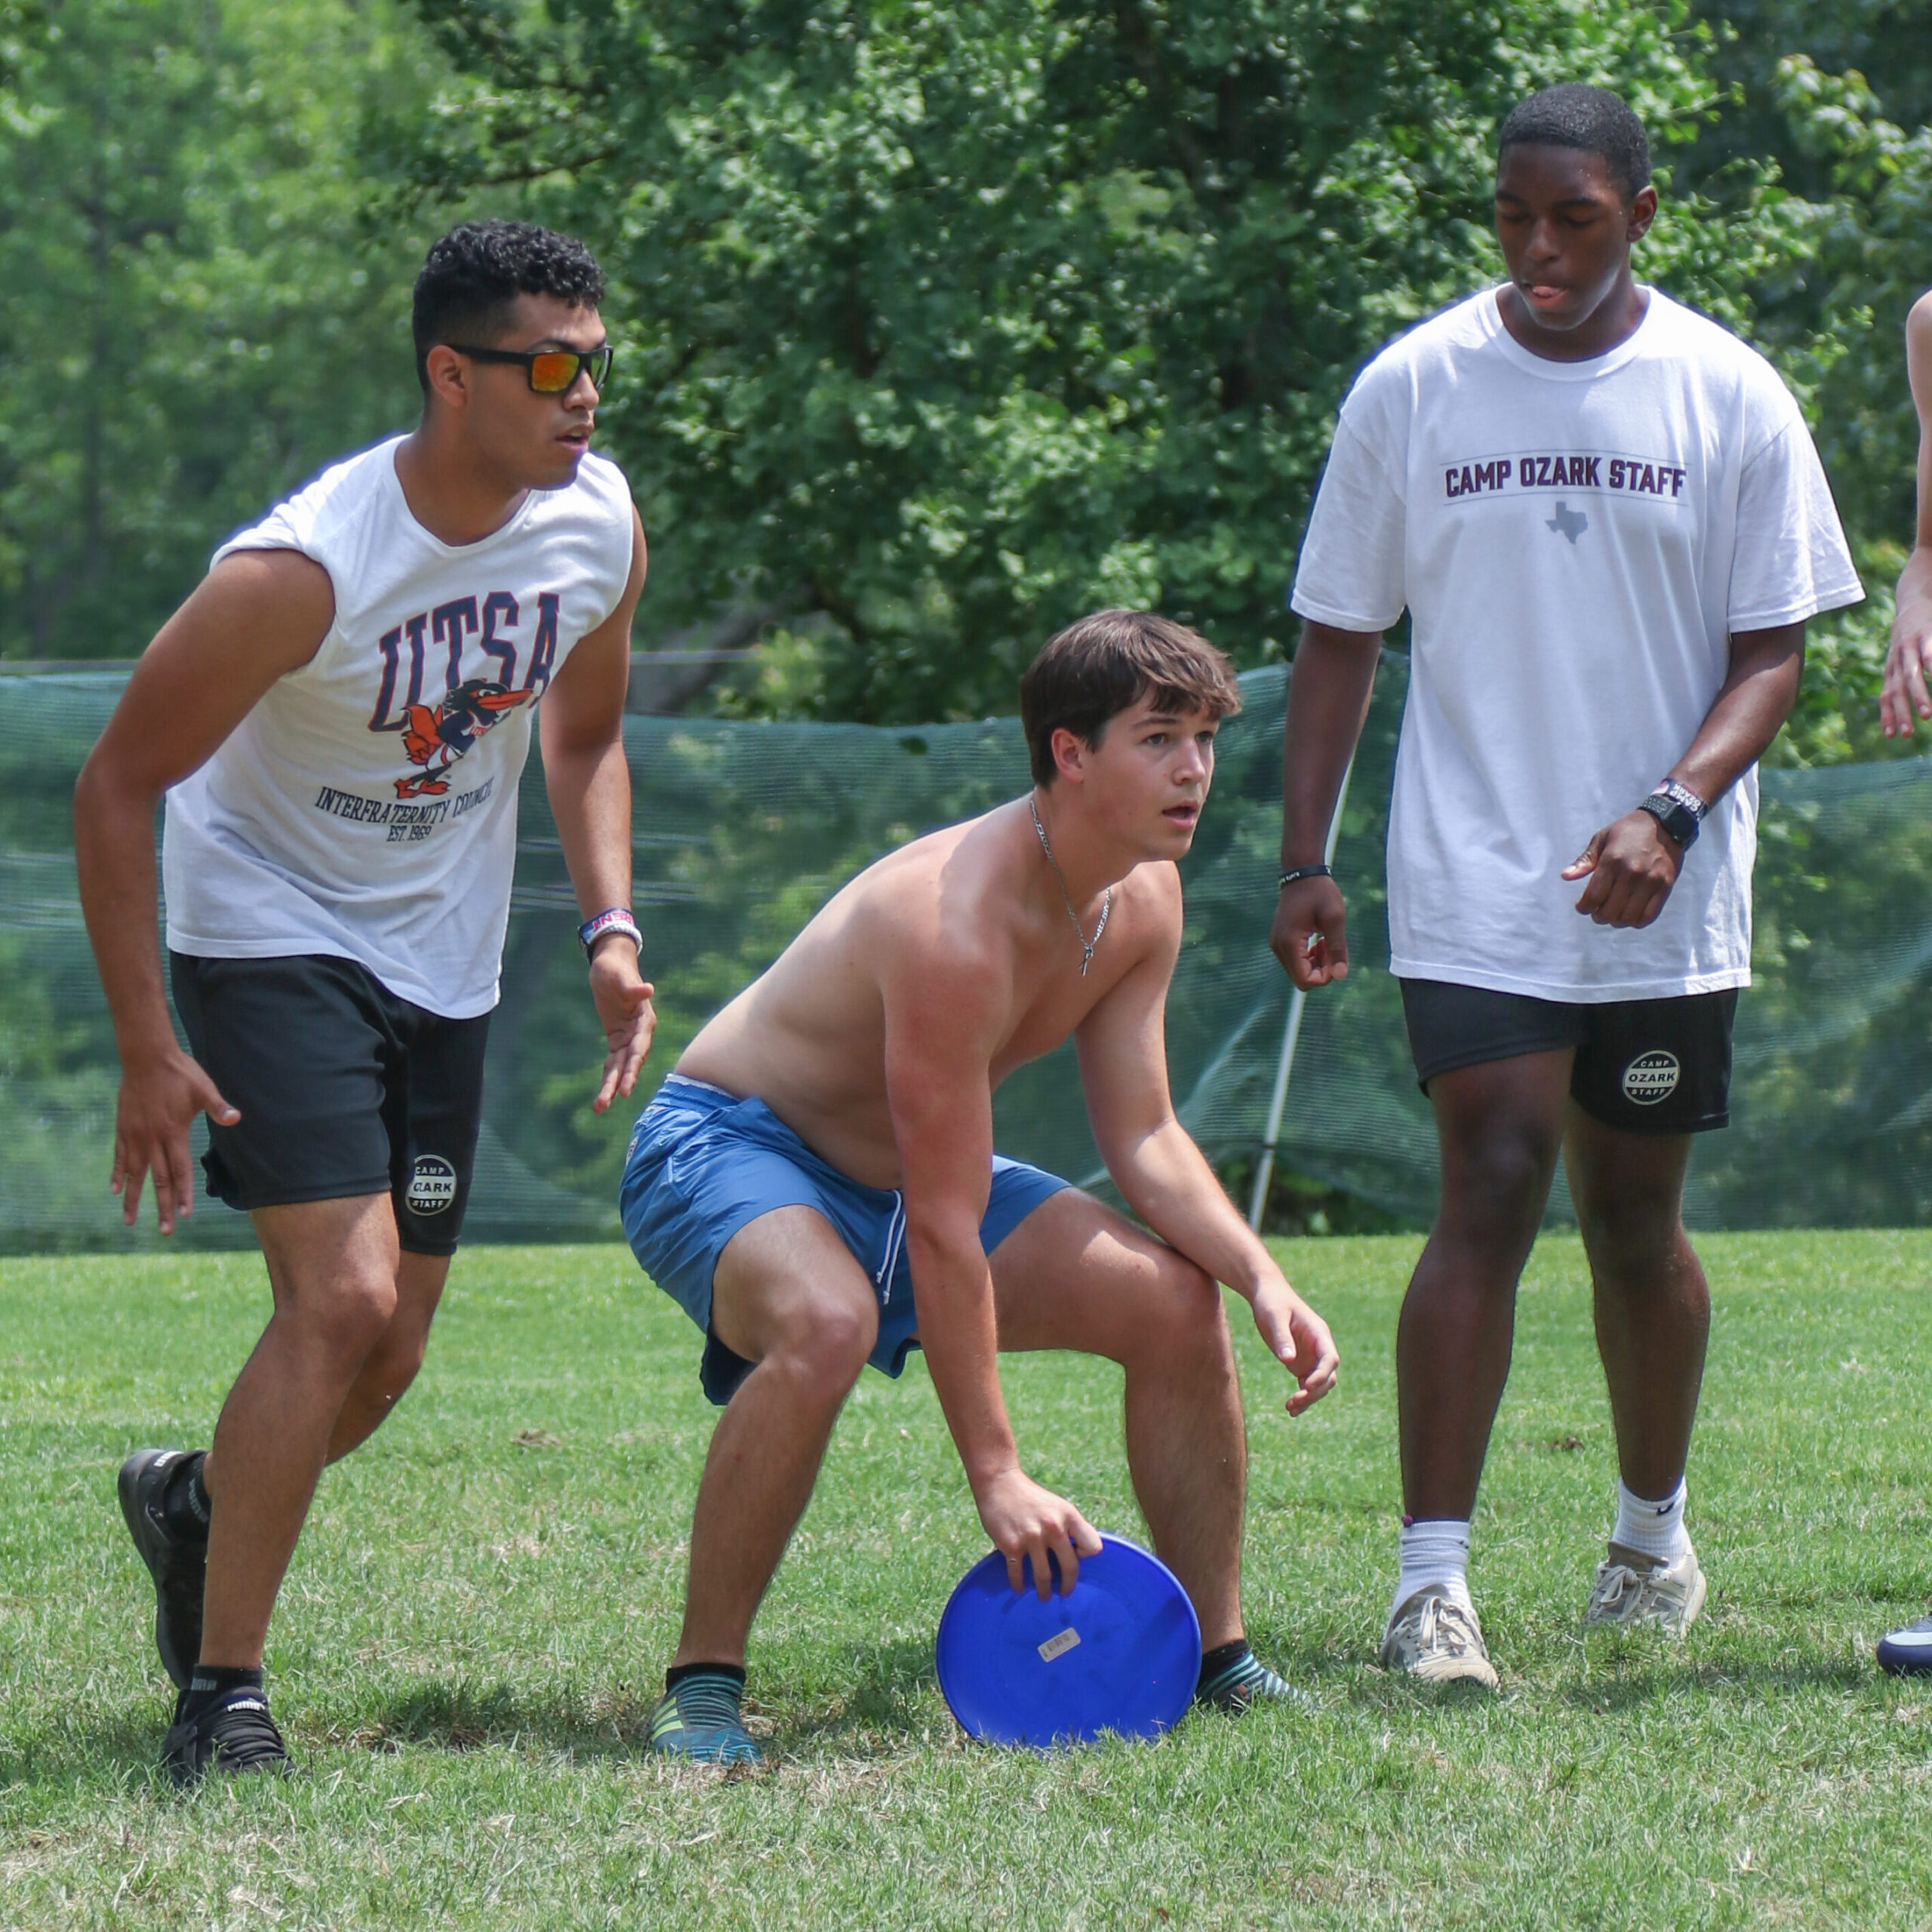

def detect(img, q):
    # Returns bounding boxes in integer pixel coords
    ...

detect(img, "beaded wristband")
[577,907,643,958]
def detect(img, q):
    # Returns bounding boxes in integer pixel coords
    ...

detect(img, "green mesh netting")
[5,659,1930,1254]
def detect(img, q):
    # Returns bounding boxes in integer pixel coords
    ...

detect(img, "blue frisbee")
[935,1533,1201,1746]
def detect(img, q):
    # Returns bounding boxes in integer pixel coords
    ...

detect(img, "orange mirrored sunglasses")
[445,342,614,394]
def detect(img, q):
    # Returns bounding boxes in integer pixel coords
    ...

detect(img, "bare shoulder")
[858,820,1008,967]
[1118,857,1184,913]
[852,817,1018,1021]
[1108,858,1186,964]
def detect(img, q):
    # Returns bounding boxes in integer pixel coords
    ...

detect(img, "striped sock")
[649,1665,761,1764]
[1193,1639,1311,1713]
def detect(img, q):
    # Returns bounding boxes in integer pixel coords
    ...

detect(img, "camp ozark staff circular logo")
[406,1155,459,1215]
[1621,1051,1681,1106]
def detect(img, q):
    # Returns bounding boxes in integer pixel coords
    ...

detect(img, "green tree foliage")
[1692,0,1932,190]
[1742,57,1932,762]
[0,0,445,660]
[1672,1,1932,761]
[402,0,1808,723]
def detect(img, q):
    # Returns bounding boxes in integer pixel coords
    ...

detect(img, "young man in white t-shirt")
[74,221,654,1780]
[1271,85,1862,1686]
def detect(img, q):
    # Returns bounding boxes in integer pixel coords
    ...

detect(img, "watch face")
[1642,796,1696,847]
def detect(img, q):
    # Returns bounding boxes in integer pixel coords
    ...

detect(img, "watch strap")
[1651,777,1709,823]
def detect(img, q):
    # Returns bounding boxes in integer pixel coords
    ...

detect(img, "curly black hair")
[1498,83,1651,203]
[411,220,607,394]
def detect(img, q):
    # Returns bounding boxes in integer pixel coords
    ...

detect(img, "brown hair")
[1019,610,1241,786]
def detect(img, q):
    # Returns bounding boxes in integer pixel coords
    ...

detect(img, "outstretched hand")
[1563,810,1682,928]
[976,1466,1103,1598]
[1250,1276,1340,1416]
[588,942,657,1113]
[111,1044,239,1235]
[1269,875,1349,989]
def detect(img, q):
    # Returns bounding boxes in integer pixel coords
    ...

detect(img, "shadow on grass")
[364,1647,947,1763]
[780,1639,940,1749]
[1312,1651,1871,1715]
[1244,1621,1875,1714]
[1557,1654,1869,1712]
[0,1705,167,1792]
[3,1654,946,1788]
[4,1648,1880,1793]
[2,1681,668,1788]
[340,1678,658,1761]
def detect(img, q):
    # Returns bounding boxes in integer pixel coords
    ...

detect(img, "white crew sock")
[1391,1517,1474,1624]
[1611,1476,1690,1564]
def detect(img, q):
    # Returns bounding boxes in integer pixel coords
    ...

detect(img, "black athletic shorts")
[1398,977,1739,1135]
[169,952,491,1254]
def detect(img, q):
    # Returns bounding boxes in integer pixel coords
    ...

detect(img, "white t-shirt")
[164,436,635,1017]
[1291,287,1862,1002]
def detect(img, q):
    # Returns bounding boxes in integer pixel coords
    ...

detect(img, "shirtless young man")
[621,610,1340,1763]
[1875,286,1932,1675]
[76,221,654,1780]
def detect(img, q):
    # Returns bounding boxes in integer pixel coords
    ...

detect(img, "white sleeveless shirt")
[163,436,635,1017]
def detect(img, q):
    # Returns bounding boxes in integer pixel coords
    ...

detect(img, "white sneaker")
[1379,1586,1500,1688]
[1583,1543,1706,1636]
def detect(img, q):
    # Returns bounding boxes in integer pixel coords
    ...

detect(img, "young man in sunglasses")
[75,219,653,1782]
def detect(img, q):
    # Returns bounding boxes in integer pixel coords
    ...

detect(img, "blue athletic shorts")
[620,1074,1072,1404]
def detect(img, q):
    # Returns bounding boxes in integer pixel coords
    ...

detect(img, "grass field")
[4,1230,1932,1928]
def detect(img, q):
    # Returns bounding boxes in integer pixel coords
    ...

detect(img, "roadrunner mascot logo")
[395,678,532,798]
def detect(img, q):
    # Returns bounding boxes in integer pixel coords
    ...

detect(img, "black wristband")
[1278,863,1332,890]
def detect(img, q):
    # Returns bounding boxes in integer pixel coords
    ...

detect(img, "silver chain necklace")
[1029,794,1111,977]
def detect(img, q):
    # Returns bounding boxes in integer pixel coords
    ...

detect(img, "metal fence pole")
[1247,757,1355,1232]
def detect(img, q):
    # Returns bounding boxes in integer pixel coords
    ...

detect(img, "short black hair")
[1020,610,1241,786]
[411,220,606,395]
[1497,83,1652,202]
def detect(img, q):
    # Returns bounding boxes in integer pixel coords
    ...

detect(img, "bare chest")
[986,945,1123,1084]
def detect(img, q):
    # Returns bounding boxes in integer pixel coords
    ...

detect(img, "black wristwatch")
[1638,777,1707,851]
